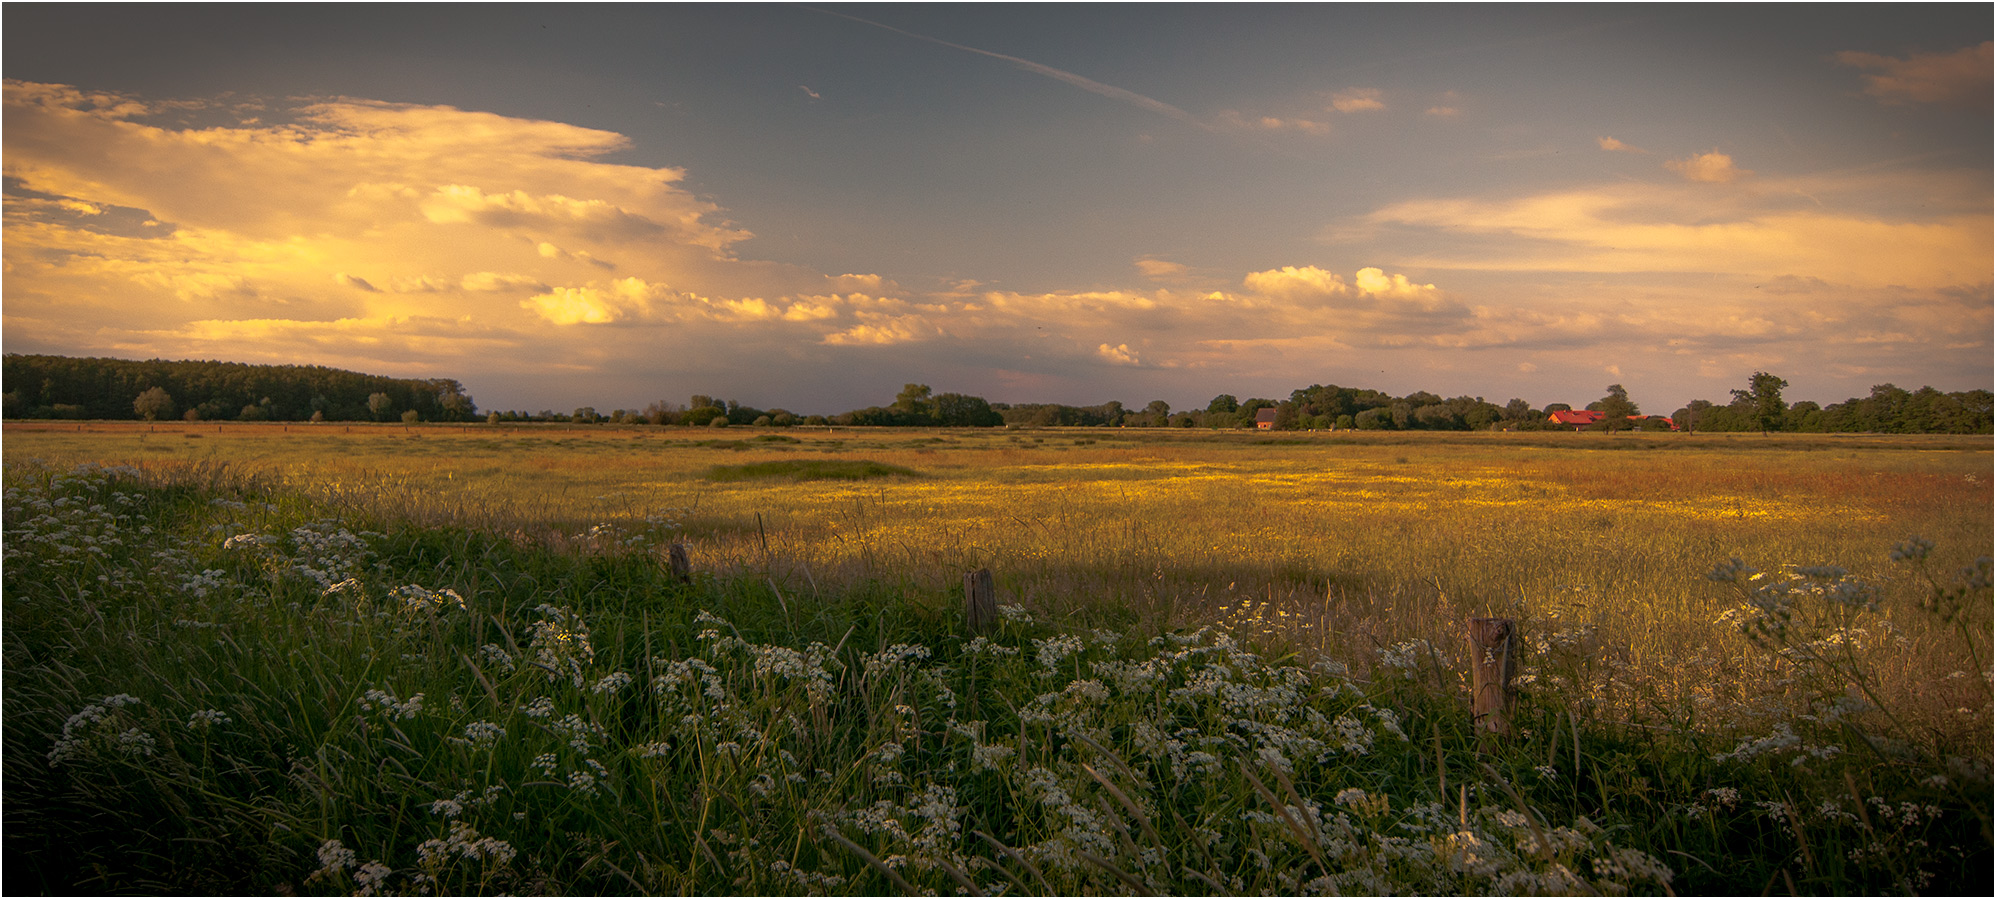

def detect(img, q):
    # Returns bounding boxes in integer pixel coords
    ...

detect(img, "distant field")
[5,421,1989,894]
[6,421,1988,686]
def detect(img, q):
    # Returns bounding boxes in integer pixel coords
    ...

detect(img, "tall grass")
[3,430,1991,894]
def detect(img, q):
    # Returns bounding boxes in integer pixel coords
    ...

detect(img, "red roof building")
[1548,410,1604,429]
[1548,410,1679,431]
[1254,408,1278,430]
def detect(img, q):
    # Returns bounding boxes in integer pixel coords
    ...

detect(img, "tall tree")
[893,384,934,420]
[1730,371,1787,434]
[1592,384,1638,431]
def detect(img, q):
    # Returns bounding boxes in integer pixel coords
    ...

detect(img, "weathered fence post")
[964,568,997,635]
[1467,617,1517,736]
[668,543,692,584]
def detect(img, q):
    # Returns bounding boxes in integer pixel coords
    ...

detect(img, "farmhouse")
[1547,410,1678,431]
[1548,410,1604,429]
[1254,408,1278,430]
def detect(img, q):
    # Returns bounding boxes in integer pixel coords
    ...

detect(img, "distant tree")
[183,407,202,422]
[309,410,326,423]
[435,380,475,421]
[686,404,725,425]
[367,392,393,421]
[487,411,501,425]
[572,406,597,424]
[401,409,420,424]
[933,392,1003,427]
[709,416,729,428]
[1207,394,1239,415]
[132,386,174,421]
[752,415,772,427]
[1542,402,1572,416]
[239,404,269,421]
[1672,399,1714,433]
[1785,399,1823,432]
[1591,384,1638,431]
[1730,371,1788,434]
[644,400,683,425]
[893,384,935,420]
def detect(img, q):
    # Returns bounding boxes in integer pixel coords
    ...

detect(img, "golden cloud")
[1361,173,1990,289]
[1664,150,1748,183]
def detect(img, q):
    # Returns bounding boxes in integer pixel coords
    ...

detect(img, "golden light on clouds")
[1664,150,1750,183]
[3,58,1989,412]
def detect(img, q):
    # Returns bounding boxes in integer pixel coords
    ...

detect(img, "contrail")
[806,6,1213,132]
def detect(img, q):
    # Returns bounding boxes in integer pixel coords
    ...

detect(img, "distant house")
[1547,410,1678,431]
[1254,408,1278,430]
[1548,410,1604,430]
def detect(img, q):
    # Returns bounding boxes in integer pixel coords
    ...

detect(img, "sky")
[3,4,1990,416]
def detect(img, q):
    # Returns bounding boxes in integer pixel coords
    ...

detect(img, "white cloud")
[1664,150,1749,183]
[1097,343,1141,365]
[1353,267,1436,299]
[1597,136,1645,153]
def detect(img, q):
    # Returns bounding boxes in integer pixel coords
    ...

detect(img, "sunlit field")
[5,422,1990,894]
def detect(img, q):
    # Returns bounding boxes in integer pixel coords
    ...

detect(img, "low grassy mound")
[707,458,916,482]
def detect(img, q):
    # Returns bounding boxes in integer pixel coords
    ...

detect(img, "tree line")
[4,355,1988,434]
[3,355,476,423]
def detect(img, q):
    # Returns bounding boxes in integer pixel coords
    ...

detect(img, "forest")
[4,354,1990,433]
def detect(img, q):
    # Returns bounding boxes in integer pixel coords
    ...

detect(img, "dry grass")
[6,422,1989,734]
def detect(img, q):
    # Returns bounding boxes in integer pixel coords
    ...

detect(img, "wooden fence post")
[1467,617,1517,736]
[964,568,997,635]
[668,543,692,584]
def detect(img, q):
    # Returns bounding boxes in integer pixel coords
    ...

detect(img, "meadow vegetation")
[4,423,1990,894]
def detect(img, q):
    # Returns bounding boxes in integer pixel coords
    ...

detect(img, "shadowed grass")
[4,429,1990,894]
[706,458,919,482]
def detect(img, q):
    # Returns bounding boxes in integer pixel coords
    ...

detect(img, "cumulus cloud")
[1597,136,1645,153]
[1328,88,1385,113]
[1835,41,1993,109]
[1097,343,1141,365]
[7,78,1982,414]
[1134,256,1191,281]
[1664,150,1749,183]
[1353,267,1437,299]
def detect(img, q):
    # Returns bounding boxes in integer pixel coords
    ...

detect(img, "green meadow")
[4,422,1990,894]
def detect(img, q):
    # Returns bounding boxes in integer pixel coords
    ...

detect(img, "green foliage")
[131,386,173,421]
[3,354,473,422]
[4,463,1987,894]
